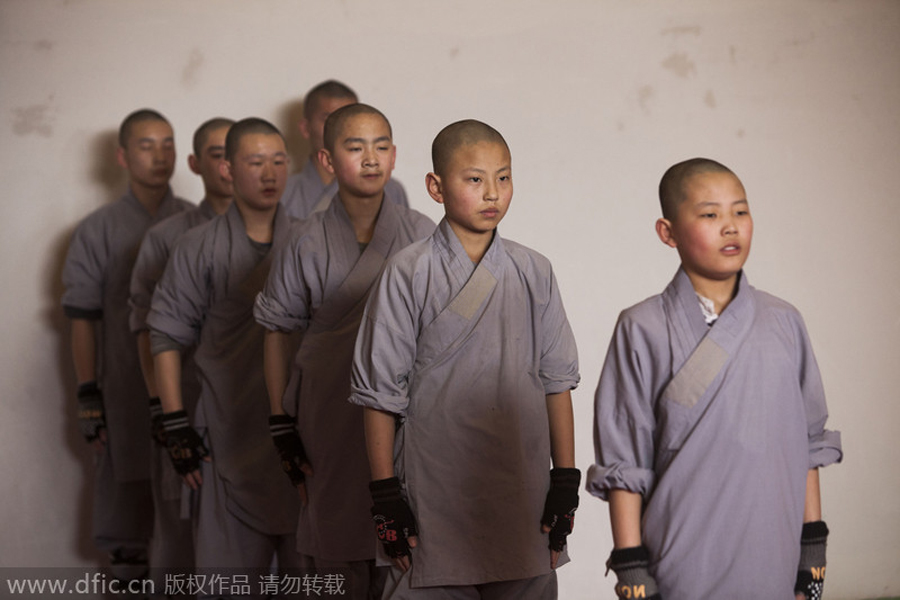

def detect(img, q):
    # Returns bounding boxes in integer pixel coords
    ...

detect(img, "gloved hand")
[161,410,208,477]
[795,521,829,600]
[268,414,309,485]
[370,477,418,560]
[541,467,581,551]
[607,545,662,600]
[149,397,166,447]
[77,381,106,443]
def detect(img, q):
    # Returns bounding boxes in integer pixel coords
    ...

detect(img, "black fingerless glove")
[149,397,166,447]
[269,414,308,485]
[161,410,208,476]
[77,381,106,443]
[541,467,581,551]
[795,520,829,600]
[370,477,418,559]
[607,545,661,600]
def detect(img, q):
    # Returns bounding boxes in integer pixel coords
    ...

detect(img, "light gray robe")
[62,187,192,481]
[255,194,434,562]
[147,203,300,535]
[280,157,410,220]
[587,268,842,599]
[349,218,580,588]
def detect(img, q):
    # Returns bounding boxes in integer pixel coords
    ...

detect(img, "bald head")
[304,80,357,120]
[323,103,391,153]
[432,120,509,178]
[659,157,737,220]
[225,118,283,161]
[119,108,169,148]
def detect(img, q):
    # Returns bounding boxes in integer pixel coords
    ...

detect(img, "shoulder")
[392,206,437,238]
[751,286,802,318]
[615,292,669,343]
[497,237,557,292]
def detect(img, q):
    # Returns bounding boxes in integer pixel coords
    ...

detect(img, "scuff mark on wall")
[182,48,204,88]
[12,103,54,137]
[638,85,655,114]
[704,90,717,109]
[661,52,696,78]
[34,40,54,51]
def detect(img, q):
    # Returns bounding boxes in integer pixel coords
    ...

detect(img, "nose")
[362,147,378,168]
[261,159,275,180]
[722,215,737,235]
[484,178,499,201]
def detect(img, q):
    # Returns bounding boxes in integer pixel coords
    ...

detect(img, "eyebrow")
[462,165,511,174]
[342,136,392,144]
[243,152,287,159]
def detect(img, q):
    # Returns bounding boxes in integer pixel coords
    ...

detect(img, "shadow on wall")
[41,129,127,566]
[276,99,311,173]
[91,130,127,203]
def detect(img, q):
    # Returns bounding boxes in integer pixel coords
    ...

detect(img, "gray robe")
[255,194,434,562]
[349,218,580,587]
[147,203,300,535]
[280,157,410,220]
[62,187,192,481]
[586,268,842,599]
[129,201,218,574]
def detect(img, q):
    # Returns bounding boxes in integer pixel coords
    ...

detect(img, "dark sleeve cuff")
[64,305,103,320]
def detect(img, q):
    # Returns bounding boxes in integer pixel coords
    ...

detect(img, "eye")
[499,175,510,182]
[700,213,716,218]
[469,177,482,183]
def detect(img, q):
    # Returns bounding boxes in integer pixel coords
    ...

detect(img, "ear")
[388,144,397,171]
[317,148,334,175]
[656,218,678,248]
[188,154,200,175]
[219,160,233,183]
[299,117,311,140]
[116,146,128,170]
[425,172,444,205]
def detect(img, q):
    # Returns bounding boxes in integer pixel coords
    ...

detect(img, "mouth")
[721,244,741,255]
[262,187,278,197]
[481,209,500,218]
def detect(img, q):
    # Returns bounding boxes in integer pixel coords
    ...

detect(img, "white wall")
[1,1,898,598]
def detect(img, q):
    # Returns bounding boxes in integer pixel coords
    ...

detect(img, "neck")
[339,192,384,244]
[235,201,277,244]
[130,182,169,217]
[449,222,494,265]
[203,193,232,215]
[686,271,739,314]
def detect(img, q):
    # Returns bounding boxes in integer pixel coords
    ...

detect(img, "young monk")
[587,158,842,599]
[255,103,434,599]
[350,119,580,599]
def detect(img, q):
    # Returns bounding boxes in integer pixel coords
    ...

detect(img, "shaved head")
[225,118,283,161]
[118,108,169,148]
[304,80,357,120]
[323,103,391,153]
[192,117,234,156]
[659,157,737,220]
[432,120,509,178]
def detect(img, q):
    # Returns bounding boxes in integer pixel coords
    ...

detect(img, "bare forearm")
[546,390,575,469]
[804,468,822,522]
[263,330,291,415]
[609,489,644,549]
[136,330,158,397]
[70,318,97,384]
[154,349,184,413]
[364,407,397,480]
